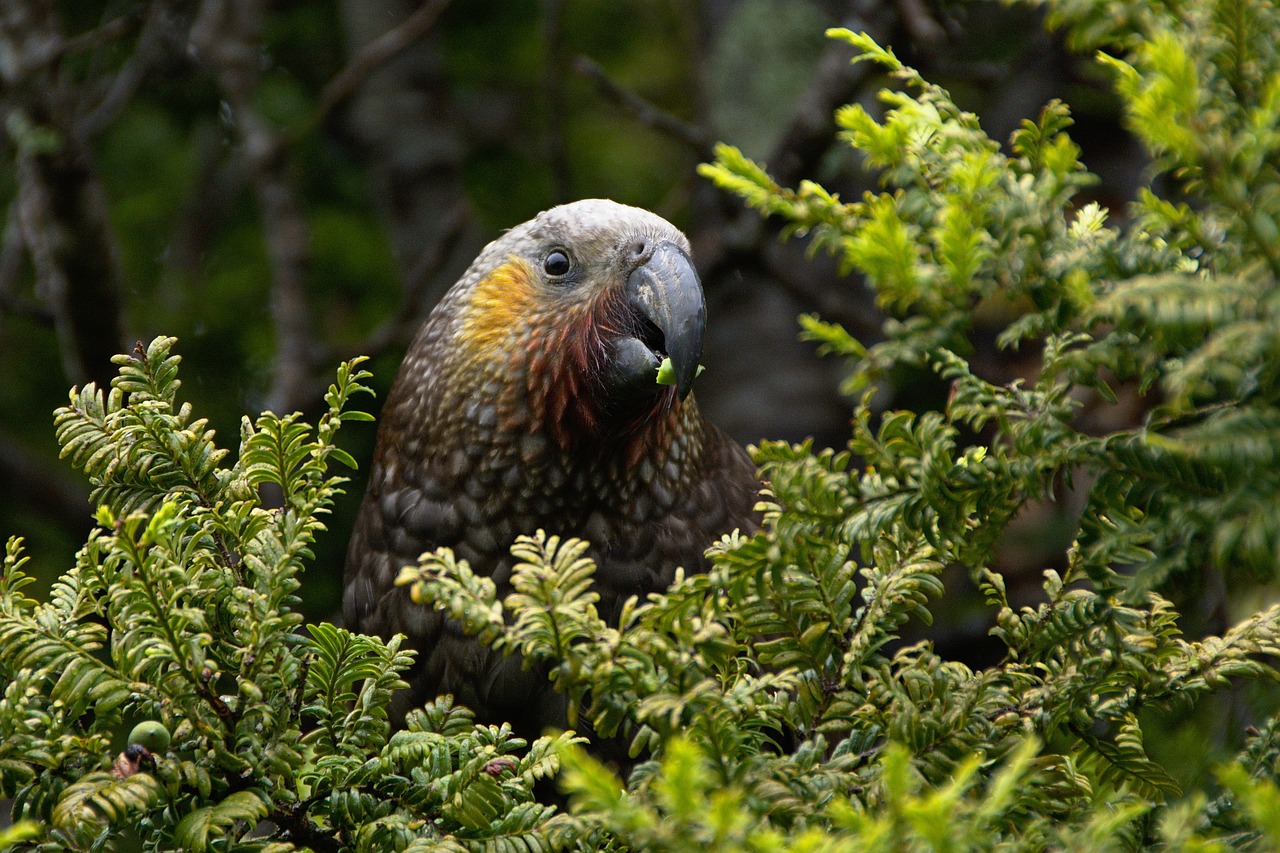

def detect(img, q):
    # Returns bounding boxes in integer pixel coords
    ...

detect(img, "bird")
[343,199,761,736]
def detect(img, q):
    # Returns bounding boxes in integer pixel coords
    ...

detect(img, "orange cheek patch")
[459,258,538,352]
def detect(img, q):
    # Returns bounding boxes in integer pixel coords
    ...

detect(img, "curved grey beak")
[625,241,706,400]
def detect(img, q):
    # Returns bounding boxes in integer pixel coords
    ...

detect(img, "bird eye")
[543,249,572,277]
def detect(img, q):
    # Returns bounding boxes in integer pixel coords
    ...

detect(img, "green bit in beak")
[656,357,705,387]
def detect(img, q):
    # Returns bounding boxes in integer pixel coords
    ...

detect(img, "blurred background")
[0,0,1141,628]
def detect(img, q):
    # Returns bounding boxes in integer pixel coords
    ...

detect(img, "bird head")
[447,199,707,446]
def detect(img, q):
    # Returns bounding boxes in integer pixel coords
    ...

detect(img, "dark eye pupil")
[544,250,570,276]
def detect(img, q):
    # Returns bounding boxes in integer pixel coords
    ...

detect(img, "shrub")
[5,0,1280,848]
[0,338,574,850]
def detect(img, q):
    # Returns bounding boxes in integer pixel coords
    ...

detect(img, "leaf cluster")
[702,5,1280,595]
[404,0,1280,847]
[1,339,577,851]
[642,0,1280,846]
[8,0,1280,849]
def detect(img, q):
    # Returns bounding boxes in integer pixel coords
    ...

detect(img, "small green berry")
[127,720,171,753]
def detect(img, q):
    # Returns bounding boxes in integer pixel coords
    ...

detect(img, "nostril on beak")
[629,238,649,262]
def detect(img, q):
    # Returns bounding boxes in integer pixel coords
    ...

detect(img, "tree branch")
[78,2,184,140]
[572,55,713,156]
[2,2,128,387]
[317,0,453,120]
[765,27,879,187]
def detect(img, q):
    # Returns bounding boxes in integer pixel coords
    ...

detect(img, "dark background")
[0,0,1139,626]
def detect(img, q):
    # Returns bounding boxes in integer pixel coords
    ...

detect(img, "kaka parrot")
[343,199,760,734]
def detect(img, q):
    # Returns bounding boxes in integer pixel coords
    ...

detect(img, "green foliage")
[0,338,578,850]
[702,8,1280,595]
[422,0,1280,846]
[674,0,1280,845]
[8,0,1280,849]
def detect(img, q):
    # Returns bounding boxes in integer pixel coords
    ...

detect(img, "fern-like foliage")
[55,337,227,517]
[0,338,578,851]
[9,0,1280,847]
[703,12,1280,597]
[395,1,1280,847]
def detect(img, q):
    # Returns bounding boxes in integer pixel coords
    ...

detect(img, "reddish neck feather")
[530,291,677,462]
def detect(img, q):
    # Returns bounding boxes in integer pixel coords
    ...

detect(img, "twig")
[291,652,311,722]
[57,7,144,60]
[78,2,180,140]
[317,0,453,120]
[572,54,713,156]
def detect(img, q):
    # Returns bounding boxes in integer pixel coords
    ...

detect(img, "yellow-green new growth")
[656,356,705,386]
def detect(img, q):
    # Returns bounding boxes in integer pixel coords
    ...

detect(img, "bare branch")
[0,4,129,387]
[572,55,713,156]
[317,0,453,120]
[78,3,184,140]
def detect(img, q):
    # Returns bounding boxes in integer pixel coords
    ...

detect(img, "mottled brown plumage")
[344,199,760,734]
